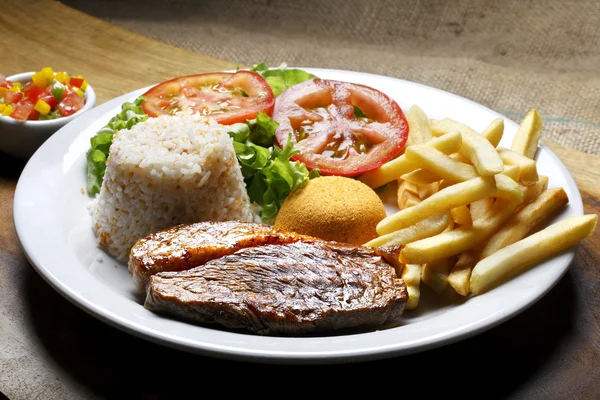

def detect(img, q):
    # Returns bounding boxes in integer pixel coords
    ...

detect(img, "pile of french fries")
[360,106,597,310]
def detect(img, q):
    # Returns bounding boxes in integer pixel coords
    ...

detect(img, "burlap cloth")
[63,0,600,155]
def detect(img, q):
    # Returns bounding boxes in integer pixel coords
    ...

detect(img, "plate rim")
[13,68,584,364]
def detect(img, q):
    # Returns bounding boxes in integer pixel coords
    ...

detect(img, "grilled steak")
[129,221,317,290]
[145,241,407,335]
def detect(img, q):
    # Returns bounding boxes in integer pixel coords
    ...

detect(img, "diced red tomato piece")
[23,82,45,103]
[5,91,22,104]
[68,77,84,88]
[0,74,10,89]
[10,99,34,120]
[28,109,40,120]
[40,93,58,109]
[57,91,84,116]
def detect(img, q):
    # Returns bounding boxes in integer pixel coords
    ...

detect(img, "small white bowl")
[0,71,96,159]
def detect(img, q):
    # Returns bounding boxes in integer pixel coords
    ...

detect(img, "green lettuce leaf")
[85,95,148,195]
[228,114,317,222]
[86,149,107,196]
[246,111,279,146]
[228,123,250,143]
[251,62,316,96]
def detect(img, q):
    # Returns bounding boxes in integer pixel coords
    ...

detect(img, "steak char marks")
[134,222,407,336]
[129,221,316,290]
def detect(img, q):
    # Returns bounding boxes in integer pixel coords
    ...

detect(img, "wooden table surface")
[1,1,599,399]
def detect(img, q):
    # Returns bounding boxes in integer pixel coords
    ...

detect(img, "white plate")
[13,68,583,364]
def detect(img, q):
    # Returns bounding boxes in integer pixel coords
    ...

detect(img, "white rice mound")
[88,113,259,262]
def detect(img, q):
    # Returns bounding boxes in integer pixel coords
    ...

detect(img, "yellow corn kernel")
[0,104,6,113]
[32,72,47,87]
[40,67,54,81]
[55,71,68,84]
[34,99,51,115]
[9,82,22,92]
[75,88,83,98]
[2,105,14,116]
[80,80,88,91]
[0,87,8,98]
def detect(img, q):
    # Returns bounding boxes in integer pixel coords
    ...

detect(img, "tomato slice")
[141,71,275,125]
[273,78,409,177]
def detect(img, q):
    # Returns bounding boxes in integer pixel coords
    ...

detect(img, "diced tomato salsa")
[0,67,88,121]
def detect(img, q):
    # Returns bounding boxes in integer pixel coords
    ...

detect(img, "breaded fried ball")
[274,176,386,245]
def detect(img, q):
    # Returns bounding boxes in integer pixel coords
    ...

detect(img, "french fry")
[358,155,417,190]
[482,118,504,148]
[398,180,419,196]
[449,152,472,164]
[448,252,479,296]
[438,179,454,191]
[377,176,497,235]
[521,175,549,204]
[401,229,474,264]
[501,164,520,181]
[469,197,494,220]
[358,131,462,188]
[497,147,539,186]
[364,107,594,310]
[399,199,519,264]
[365,211,451,247]
[470,214,598,295]
[429,118,468,137]
[463,139,505,176]
[471,199,522,230]
[511,108,543,159]
[402,264,422,310]
[397,180,419,209]
[396,166,439,210]
[401,192,421,209]
[422,258,451,293]
[480,188,569,258]
[443,217,456,232]
[405,105,433,146]
[494,174,524,204]
[401,168,442,185]
[398,189,420,209]
[417,182,440,200]
[405,145,478,183]
[451,205,472,227]
[430,118,504,176]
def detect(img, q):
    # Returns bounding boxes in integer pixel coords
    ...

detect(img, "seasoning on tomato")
[140,70,275,125]
[272,78,409,177]
[0,67,89,121]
